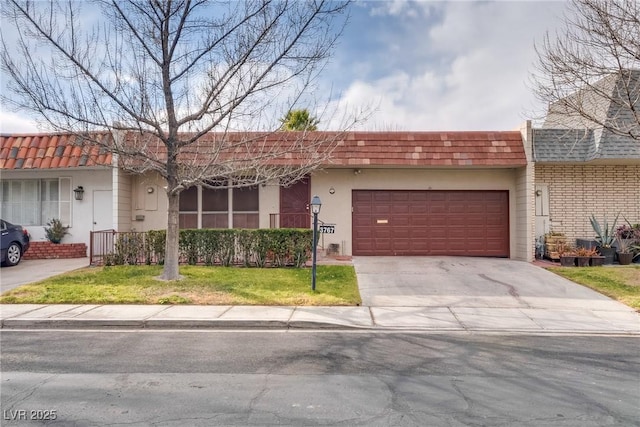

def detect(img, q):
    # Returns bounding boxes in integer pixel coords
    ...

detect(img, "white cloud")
[0,110,47,134]
[327,1,567,131]
[369,0,419,18]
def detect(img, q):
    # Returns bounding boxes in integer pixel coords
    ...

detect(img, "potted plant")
[575,246,592,267]
[616,236,634,265]
[617,219,640,264]
[44,218,69,244]
[589,213,620,264]
[589,247,606,266]
[558,242,576,267]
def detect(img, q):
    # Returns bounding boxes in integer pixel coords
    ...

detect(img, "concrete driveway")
[0,258,90,293]
[353,256,629,311]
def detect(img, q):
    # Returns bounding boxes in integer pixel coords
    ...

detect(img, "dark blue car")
[1,219,30,266]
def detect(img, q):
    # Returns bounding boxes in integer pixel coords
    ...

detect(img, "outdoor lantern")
[310,195,322,291]
[73,186,85,201]
[310,195,322,214]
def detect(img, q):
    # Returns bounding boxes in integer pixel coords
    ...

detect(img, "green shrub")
[179,229,200,265]
[199,229,221,266]
[237,229,256,267]
[147,230,166,264]
[216,229,236,266]
[99,228,312,268]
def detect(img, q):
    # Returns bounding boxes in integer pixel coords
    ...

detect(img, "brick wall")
[535,164,640,243]
[23,241,87,260]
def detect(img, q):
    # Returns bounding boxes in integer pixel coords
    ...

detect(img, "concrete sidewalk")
[1,256,639,334]
[2,303,639,334]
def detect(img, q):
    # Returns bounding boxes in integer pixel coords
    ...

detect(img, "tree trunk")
[161,190,181,281]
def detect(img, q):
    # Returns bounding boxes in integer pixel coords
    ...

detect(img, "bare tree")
[1,0,356,280]
[532,0,640,139]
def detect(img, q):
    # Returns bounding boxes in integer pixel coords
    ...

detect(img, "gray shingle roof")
[533,129,596,162]
[535,70,640,162]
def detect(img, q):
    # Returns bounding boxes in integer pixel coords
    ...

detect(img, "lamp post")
[310,195,322,291]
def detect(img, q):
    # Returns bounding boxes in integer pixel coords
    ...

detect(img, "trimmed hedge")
[102,228,313,268]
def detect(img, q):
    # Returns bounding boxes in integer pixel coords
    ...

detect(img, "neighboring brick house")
[532,71,640,244]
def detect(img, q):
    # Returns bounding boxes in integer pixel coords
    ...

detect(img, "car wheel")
[5,242,22,266]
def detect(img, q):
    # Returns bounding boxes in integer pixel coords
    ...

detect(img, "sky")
[0,0,568,134]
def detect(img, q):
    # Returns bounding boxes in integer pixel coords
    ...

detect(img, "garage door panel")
[428,215,448,226]
[466,205,486,214]
[429,239,448,251]
[394,228,411,238]
[392,192,411,202]
[448,229,468,239]
[394,205,411,214]
[429,227,449,239]
[429,203,447,213]
[394,216,411,227]
[411,217,428,227]
[448,216,468,227]
[353,190,509,257]
[493,204,508,214]
[465,217,487,226]
[373,192,392,202]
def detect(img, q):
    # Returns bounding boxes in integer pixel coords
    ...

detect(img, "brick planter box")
[23,241,87,260]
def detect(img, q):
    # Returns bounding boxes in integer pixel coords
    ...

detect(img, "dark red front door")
[280,178,310,228]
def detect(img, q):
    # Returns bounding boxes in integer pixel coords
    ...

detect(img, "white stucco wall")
[1,168,113,247]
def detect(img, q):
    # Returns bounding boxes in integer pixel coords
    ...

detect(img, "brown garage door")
[352,190,509,257]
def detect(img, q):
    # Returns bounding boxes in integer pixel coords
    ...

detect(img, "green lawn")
[0,265,361,306]
[549,265,640,310]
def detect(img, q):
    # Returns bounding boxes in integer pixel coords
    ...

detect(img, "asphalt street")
[1,330,639,426]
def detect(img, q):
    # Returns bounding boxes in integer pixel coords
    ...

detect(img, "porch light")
[73,186,85,201]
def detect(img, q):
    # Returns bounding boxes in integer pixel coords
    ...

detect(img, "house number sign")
[319,224,336,234]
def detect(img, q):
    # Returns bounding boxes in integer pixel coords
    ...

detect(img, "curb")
[0,318,362,330]
[2,318,640,335]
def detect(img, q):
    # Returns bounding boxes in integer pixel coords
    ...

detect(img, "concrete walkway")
[0,256,639,334]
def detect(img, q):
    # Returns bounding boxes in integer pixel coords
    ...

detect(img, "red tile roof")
[1,130,526,171]
[330,131,526,167]
[0,133,113,170]
[123,130,526,168]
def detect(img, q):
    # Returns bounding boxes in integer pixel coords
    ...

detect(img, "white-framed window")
[0,178,72,226]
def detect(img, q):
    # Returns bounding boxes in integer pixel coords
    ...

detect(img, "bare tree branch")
[532,0,640,140]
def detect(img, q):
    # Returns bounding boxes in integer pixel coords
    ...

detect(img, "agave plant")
[589,213,620,248]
